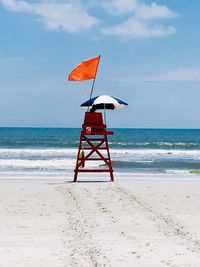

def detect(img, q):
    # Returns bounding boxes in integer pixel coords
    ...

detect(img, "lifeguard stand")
[74,112,114,182]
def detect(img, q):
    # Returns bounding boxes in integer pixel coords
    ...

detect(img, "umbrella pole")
[104,104,106,125]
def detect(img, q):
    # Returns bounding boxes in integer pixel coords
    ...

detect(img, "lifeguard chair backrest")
[84,112,104,126]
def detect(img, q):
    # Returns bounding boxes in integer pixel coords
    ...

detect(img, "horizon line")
[0,126,200,130]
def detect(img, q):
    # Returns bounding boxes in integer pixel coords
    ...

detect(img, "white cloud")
[101,0,138,15]
[101,0,176,18]
[0,0,177,39]
[122,68,200,83]
[136,2,177,20]
[102,17,175,39]
[0,0,100,33]
[101,0,177,39]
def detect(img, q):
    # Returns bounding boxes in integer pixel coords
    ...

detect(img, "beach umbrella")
[80,95,128,123]
[80,95,128,111]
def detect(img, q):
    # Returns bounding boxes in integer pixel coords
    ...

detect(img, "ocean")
[1,127,200,179]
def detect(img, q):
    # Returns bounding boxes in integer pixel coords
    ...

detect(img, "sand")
[0,178,200,267]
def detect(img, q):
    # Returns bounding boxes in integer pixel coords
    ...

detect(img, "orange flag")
[68,56,100,81]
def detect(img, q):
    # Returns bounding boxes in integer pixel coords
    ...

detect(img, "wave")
[108,141,199,149]
[111,149,200,158]
[0,148,77,158]
[1,148,200,161]
[0,147,200,176]
[0,147,77,160]
[189,169,200,174]
[0,158,74,171]
[160,169,200,175]
[0,140,199,150]
[0,157,100,174]
[112,160,200,168]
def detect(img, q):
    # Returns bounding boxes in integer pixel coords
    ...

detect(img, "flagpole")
[87,55,101,112]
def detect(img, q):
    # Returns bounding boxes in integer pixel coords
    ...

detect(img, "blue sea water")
[1,127,200,178]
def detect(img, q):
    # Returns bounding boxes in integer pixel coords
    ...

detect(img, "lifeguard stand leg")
[104,134,114,182]
[74,171,78,182]
[73,132,84,182]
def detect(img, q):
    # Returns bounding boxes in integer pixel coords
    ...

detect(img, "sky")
[0,0,200,128]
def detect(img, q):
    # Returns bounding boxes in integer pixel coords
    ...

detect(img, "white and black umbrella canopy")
[80,95,128,111]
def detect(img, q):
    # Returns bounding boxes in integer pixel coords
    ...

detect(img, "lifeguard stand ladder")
[74,112,114,182]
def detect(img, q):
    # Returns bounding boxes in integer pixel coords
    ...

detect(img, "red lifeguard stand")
[74,112,114,182]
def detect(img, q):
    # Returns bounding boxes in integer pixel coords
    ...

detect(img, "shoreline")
[0,171,200,180]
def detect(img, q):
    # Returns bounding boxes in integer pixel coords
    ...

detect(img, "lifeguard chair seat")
[82,112,113,135]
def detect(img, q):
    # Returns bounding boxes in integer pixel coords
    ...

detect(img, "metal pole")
[87,77,96,112]
[87,55,101,112]
[104,104,106,125]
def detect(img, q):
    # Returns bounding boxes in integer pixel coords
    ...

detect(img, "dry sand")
[0,178,200,267]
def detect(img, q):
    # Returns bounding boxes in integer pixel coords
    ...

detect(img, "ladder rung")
[83,158,109,161]
[82,138,105,141]
[80,147,108,150]
[75,169,113,172]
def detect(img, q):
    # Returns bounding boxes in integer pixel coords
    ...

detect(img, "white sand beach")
[0,178,200,267]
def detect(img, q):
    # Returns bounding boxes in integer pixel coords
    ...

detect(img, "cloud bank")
[0,0,100,33]
[122,68,200,83]
[101,0,177,39]
[0,0,177,39]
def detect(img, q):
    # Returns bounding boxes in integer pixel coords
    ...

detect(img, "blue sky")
[0,0,200,128]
